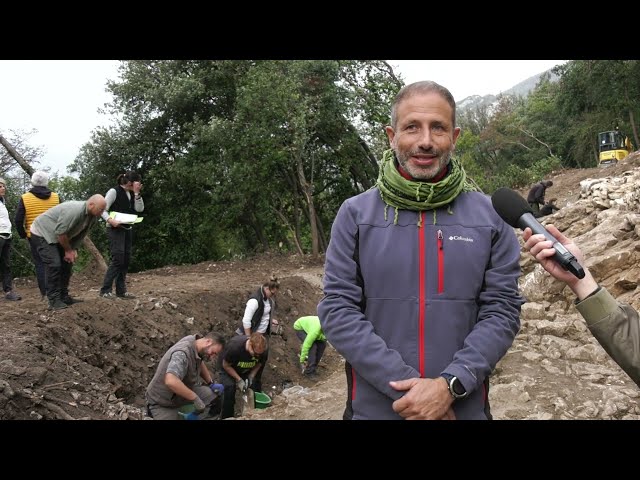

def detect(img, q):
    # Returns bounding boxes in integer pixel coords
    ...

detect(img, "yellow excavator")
[598,129,633,167]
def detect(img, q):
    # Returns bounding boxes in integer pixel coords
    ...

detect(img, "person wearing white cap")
[0,177,22,301]
[14,170,60,300]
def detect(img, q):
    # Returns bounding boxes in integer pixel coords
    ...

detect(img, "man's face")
[249,343,265,358]
[88,199,107,217]
[385,92,460,181]
[203,341,223,360]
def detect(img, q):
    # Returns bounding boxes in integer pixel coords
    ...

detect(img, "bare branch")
[517,127,554,156]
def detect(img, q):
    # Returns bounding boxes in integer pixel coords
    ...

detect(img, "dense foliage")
[2,60,638,276]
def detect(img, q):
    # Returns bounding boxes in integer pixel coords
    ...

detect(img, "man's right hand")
[236,378,247,392]
[193,395,206,413]
[63,249,78,264]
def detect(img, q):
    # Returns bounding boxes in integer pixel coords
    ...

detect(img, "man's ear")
[385,126,395,147]
[452,126,461,144]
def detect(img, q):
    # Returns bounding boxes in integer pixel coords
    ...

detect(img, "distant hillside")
[504,69,559,97]
[456,68,559,114]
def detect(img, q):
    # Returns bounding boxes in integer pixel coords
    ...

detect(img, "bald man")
[30,195,108,310]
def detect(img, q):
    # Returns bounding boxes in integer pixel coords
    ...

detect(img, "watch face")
[452,379,464,395]
[451,377,467,398]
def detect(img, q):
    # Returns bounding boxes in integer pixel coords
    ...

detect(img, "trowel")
[237,383,256,416]
[244,387,256,413]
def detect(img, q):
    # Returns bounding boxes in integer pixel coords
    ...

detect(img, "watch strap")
[440,373,467,399]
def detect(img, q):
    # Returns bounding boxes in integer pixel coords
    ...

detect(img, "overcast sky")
[0,60,566,175]
[388,60,566,100]
[0,60,120,175]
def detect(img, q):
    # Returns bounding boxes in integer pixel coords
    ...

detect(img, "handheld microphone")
[491,187,585,279]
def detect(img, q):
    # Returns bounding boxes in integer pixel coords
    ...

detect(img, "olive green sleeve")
[576,287,640,387]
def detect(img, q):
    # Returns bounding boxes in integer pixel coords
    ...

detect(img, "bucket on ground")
[178,403,199,420]
[254,391,271,409]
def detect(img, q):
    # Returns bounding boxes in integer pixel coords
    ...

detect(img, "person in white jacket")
[0,177,21,301]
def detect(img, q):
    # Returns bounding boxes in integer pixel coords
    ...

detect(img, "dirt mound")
[0,253,340,420]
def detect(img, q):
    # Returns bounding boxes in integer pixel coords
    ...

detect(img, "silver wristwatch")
[442,375,468,399]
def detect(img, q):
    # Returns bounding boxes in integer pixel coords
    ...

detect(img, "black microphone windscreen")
[491,187,533,228]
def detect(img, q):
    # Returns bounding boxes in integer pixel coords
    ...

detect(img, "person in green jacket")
[522,224,640,387]
[293,315,327,376]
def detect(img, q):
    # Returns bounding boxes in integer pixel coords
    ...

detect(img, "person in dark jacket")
[527,180,553,215]
[145,332,225,420]
[318,81,524,420]
[14,170,60,299]
[234,276,279,392]
[99,171,144,299]
[522,223,640,387]
[535,197,560,218]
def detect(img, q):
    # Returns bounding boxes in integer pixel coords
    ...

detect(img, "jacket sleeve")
[242,299,259,331]
[576,287,640,387]
[104,188,117,211]
[14,199,26,238]
[299,323,321,363]
[444,218,524,394]
[318,199,420,401]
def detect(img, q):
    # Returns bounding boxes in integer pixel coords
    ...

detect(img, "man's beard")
[395,147,453,181]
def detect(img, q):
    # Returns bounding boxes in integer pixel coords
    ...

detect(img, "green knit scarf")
[376,149,480,226]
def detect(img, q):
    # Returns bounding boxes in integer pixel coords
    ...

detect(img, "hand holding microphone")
[522,223,600,299]
[491,188,585,279]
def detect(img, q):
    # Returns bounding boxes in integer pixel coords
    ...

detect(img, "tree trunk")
[272,207,304,256]
[314,209,327,252]
[82,235,108,271]
[345,121,379,172]
[628,109,639,150]
[0,133,107,272]
[517,127,553,157]
[0,134,35,174]
[296,155,319,258]
[289,171,304,253]
[249,211,269,251]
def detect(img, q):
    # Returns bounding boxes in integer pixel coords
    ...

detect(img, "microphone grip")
[567,259,586,279]
[517,213,585,279]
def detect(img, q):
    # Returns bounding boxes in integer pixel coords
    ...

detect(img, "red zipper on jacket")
[351,366,356,400]
[418,212,426,377]
[437,229,444,294]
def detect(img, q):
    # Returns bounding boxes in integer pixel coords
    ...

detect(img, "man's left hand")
[210,383,224,395]
[390,377,453,420]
